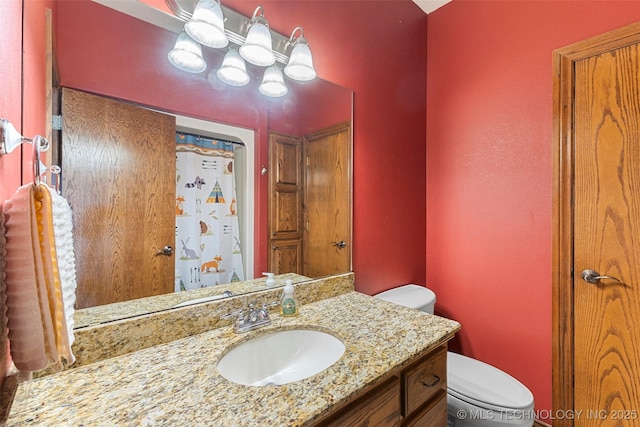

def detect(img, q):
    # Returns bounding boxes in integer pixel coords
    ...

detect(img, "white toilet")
[375,285,534,427]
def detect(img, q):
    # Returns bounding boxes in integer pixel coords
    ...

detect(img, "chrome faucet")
[222,301,279,333]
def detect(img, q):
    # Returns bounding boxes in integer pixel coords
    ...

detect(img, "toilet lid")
[374,285,435,310]
[447,352,534,411]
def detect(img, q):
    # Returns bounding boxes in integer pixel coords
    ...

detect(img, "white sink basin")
[217,329,345,386]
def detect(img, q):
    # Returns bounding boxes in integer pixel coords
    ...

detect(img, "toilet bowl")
[374,285,534,427]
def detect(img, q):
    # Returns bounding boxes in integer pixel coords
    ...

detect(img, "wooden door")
[61,88,176,308]
[268,132,303,274]
[553,22,640,426]
[304,122,351,277]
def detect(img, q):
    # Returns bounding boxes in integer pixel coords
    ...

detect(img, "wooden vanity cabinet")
[317,376,402,426]
[314,344,448,427]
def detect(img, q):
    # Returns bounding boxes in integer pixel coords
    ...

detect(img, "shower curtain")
[175,132,245,291]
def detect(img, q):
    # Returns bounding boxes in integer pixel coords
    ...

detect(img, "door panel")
[573,44,640,423]
[268,133,303,274]
[304,123,351,277]
[61,88,176,308]
[270,239,303,275]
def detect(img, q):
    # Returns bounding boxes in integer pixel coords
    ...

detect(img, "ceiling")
[412,0,451,14]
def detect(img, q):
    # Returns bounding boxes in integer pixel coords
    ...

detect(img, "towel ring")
[31,135,49,186]
[1,118,52,186]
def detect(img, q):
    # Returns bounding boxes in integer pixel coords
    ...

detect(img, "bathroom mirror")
[43,0,353,326]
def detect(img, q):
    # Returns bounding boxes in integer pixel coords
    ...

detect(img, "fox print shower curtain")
[175,133,244,291]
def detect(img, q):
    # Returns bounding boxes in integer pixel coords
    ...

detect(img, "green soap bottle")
[281,280,299,317]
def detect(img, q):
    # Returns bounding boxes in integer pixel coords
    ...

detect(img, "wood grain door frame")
[552,21,640,425]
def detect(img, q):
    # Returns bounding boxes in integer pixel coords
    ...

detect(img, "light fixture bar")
[166,0,290,64]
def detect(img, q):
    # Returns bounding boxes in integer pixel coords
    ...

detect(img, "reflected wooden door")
[554,22,640,427]
[304,122,351,277]
[61,88,176,308]
[268,132,303,274]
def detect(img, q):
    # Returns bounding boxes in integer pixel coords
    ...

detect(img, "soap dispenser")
[263,272,275,287]
[280,280,299,317]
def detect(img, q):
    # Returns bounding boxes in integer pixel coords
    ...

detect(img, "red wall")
[426,0,640,419]
[0,4,22,207]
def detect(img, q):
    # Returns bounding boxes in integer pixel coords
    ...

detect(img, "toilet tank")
[374,284,436,314]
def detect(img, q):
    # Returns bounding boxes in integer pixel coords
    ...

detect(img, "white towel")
[46,186,77,362]
[33,185,71,369]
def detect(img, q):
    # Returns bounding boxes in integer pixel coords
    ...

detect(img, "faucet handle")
[262,301,279,309]
[221,309,244,321]
[247,302,260,322]
[258,301,280,320]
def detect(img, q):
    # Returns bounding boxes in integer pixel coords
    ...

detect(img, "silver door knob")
[155,245,173,256]
[331,241,347,249]
[581,269,622,284]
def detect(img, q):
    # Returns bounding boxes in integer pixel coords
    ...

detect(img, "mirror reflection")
[52,0,352,326]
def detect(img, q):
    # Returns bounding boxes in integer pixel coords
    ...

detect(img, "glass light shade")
[259,65,288,97]
[239,21,275,67]
[284,41,316,81]
[216,49,250,86]
[184,0,228,48]
[168,31,207,73]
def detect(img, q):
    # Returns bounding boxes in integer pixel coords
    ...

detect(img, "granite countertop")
[7,291,460,427]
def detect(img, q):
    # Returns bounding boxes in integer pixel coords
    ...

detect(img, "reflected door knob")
[581,269,622,284]
[155,245,173,256]
[332,241,347,249]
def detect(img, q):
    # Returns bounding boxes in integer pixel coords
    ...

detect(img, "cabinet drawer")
[402,390,448,427]
[401,346,447,416]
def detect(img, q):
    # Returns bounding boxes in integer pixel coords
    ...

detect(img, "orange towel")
[28,184,59,369]
[34,184,71,369]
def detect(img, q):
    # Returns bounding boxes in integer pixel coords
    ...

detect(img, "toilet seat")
[447,352,534,413]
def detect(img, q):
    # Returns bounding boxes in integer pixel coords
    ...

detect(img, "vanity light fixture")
[284,27,316,82]
[239,6,276,67]
[168,30,207,73]
[216,48,250,86]
[259,65,288,97]
[166,0,316,97]
[184,0,228,49]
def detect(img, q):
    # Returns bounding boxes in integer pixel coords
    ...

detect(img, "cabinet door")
[268,132,303,274]
[270,239,303,275]
[269,132,303,239]
[402,390,447,427]
[317,376,401,426]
